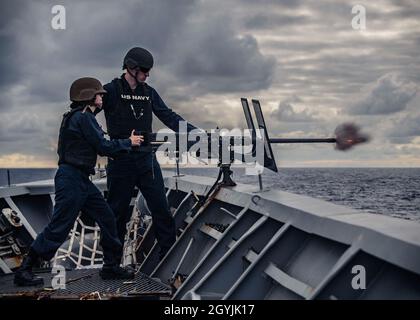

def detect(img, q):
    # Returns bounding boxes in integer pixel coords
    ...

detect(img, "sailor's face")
[131,67,150,82]
[94,94,103,108]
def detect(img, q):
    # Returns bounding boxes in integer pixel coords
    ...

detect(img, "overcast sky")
[1,0,419,168]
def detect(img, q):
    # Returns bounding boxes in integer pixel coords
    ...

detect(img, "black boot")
[99,265,135,280]
[14,253,44,287]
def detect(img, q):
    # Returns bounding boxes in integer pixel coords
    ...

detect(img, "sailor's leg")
[137,159,176,259]
[82,182,122,266]
[82,182,134,279]
[31,166,86,261]
[106,173,137,247]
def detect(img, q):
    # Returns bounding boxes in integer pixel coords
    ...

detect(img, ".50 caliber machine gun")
[146,98,369,190]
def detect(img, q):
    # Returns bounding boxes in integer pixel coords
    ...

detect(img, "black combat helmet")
[69,77,107,102]
[123,47,154,70]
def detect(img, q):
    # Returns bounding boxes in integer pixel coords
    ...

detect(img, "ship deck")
[0,267,171,299]
[1,171,420,300]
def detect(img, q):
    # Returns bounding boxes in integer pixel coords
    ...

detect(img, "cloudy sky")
[1,0,419,168]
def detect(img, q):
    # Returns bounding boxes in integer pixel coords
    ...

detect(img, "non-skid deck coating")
[0,268,171,299]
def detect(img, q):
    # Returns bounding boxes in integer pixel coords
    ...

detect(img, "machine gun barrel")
[269,138,336,144]
[148,133,337,145]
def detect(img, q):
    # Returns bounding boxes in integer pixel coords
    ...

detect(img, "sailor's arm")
[94,82,117,115]
[79,113,140,156]
[151,88,198,133]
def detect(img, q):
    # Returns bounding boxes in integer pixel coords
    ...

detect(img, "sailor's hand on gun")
[129,129,144,146]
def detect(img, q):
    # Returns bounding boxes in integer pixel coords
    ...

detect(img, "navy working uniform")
[102,76,196,259]
[31,106,132,266]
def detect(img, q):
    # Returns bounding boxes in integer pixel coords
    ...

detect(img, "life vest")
[105,78,153,152]
[57,106,97,174]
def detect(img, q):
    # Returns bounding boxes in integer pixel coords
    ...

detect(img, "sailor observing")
[100,47,198,261]
[14,77,142,286]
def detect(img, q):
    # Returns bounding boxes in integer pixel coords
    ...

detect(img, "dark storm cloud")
[241,0,302,8]
[0,111,57,158]
[389,0,420,19]
[388,113,420,140]
[264,2,419,77]
[0,114,42,142]
[175,31,276,93]
[347,74,418,115]
[0,0,28,89]
[271,97,317,122]
[267,33,420,93]
[2,0,275,100]
[0,0,276,160]
[51,0,197,67]
[1,0,420,165]
[8,0,198,103]
[309,1,355,18]
[244,13,308,30]
[0,36,19,88]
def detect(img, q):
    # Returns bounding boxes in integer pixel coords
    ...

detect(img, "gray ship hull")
[1,171,420,299]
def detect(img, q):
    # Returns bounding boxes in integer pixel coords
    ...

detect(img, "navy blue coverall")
[31,106,132,266]
[102,76,196,259]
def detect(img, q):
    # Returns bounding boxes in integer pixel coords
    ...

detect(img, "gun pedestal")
[168,150,184,192]
[219,164,236,187]
[173,152,184,178]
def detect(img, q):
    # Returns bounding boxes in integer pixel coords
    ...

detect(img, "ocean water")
[1,167,419,222]
[181,167,420,222]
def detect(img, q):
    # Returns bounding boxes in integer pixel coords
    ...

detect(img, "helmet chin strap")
[127,68,141,86]
[86,99,102,114]
[93,105,103,115]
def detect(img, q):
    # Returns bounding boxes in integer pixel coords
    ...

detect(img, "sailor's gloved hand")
[129,129,144,146]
